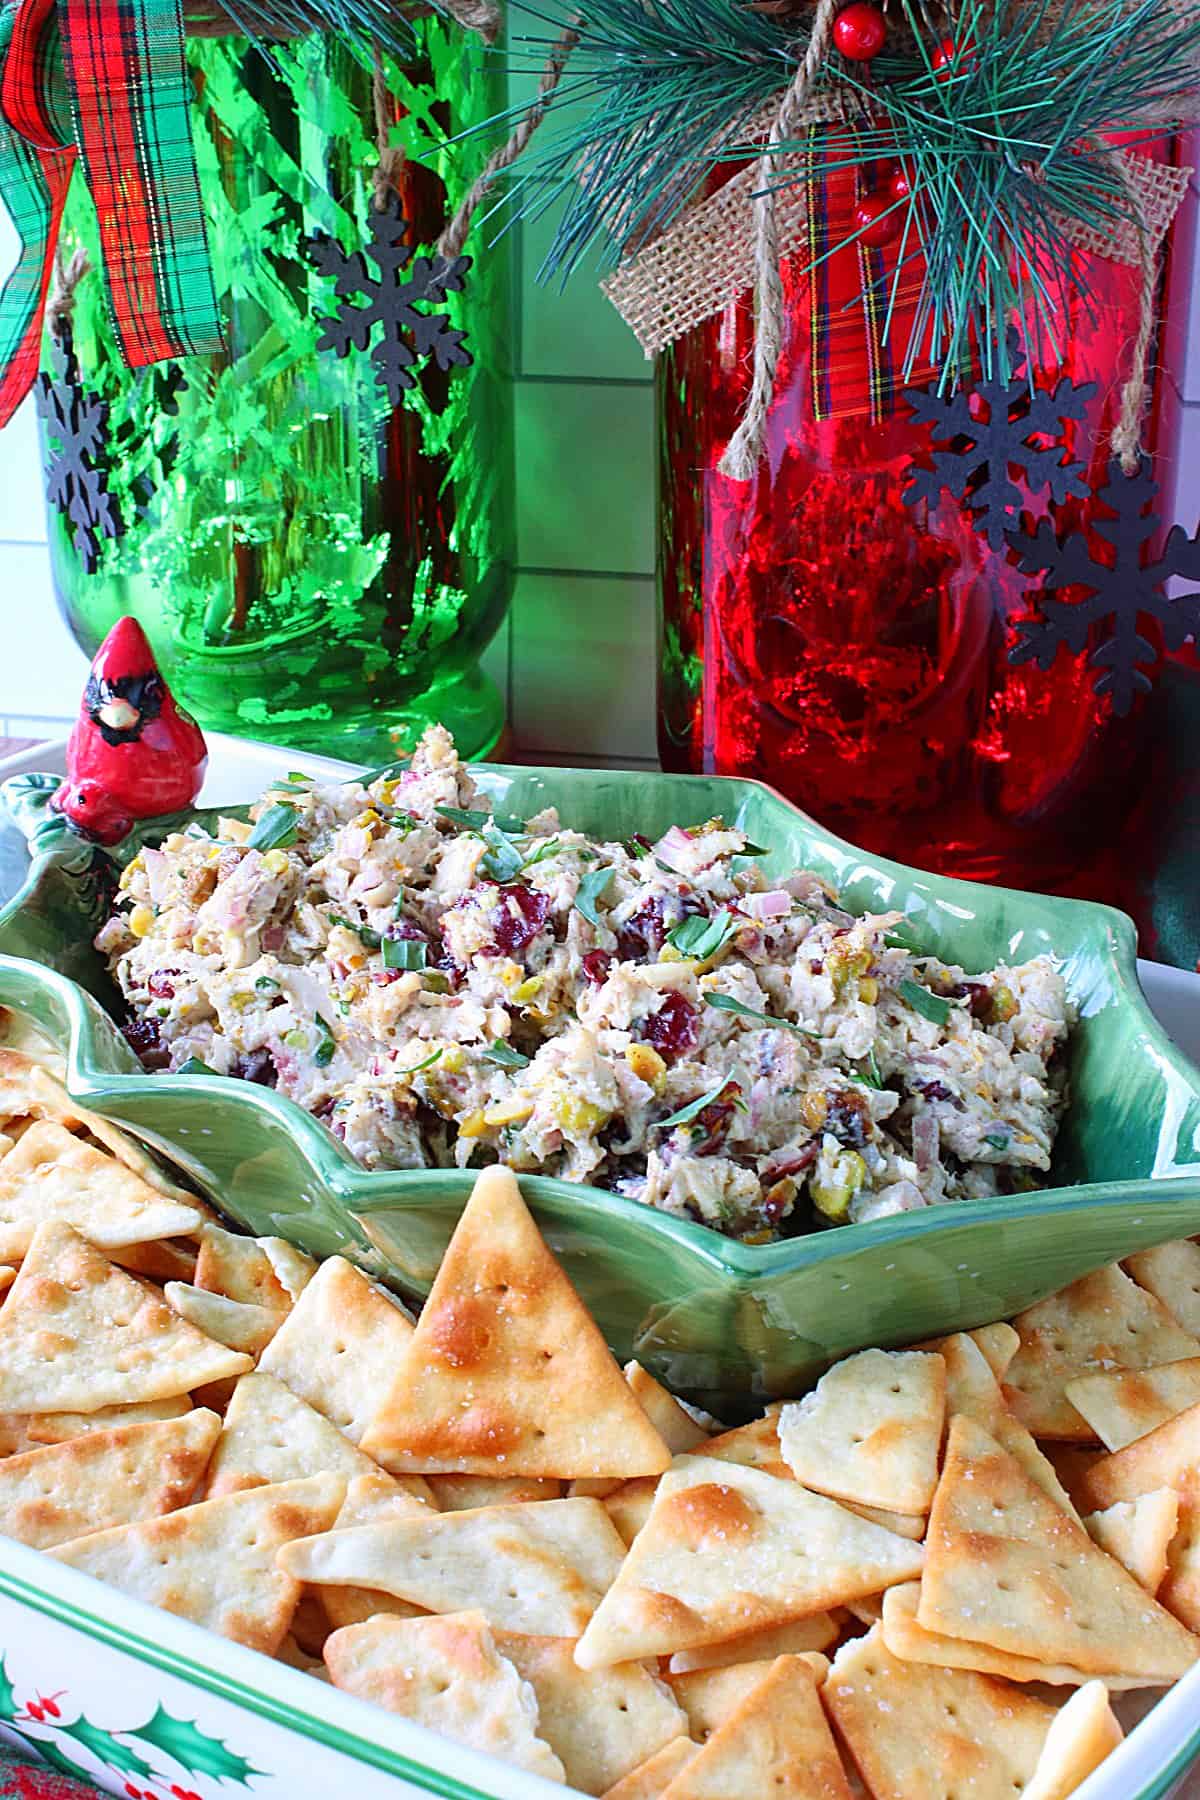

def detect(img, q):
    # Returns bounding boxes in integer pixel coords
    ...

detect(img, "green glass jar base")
[222,661,505,764]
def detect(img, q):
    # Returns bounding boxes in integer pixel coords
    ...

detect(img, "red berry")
[833,2,886,60]
[25,1704,43,1722]
[853,194,903,248]
[39,1697,61,1719]
[931,34,977,77]
[887,165,913,203]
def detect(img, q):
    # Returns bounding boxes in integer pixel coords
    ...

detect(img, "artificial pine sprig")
[480,0,1200,385]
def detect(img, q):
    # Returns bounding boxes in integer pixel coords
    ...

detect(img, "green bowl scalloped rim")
[2,759,1200,1412]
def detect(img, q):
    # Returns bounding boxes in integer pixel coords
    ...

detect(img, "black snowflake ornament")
[304,195,473,407]
[36,324,124,575]
[904,335,1095,549]
[1007,454,1200,717]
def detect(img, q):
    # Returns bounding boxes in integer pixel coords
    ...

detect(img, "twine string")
[717,0,840,481]
[371,43,407,209]
[46,247,91,332]
[1108,155,1158,475]
[436,14,583,262]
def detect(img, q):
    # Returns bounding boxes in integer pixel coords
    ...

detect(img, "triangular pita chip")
[53,1473,345,1655]
[574,1454,924,1670]
[667,1658,823,1740]
[0,1222,252,1411]
[25,1397,191,1444]
[923,1330,1081,1519]
[838,1498,925,1539]
[0,1409,220,1549]
[0,1052,199,1202]
[281,1495,627,1638]
[919,1416,1198,1681]
[667,1613,838,1675]
[1078,1400,1200,1511]
[428,1475,563,1511]
[1160,1501,1200,1633]
[194,1225,293,1311]
[361,1167,672,1480]
[275,1632,326,1676]
[164,1284,283,1356]
[605,1477,659,1547]
[1022,1681,1124,1800]
[259,1237,317,1303]
[1066,1358,1200,1452]
[970,1321,1020,1380]
[1125,1239,1200,1336]
[701,1408,788,1479]
[205,1372,435,1505]
[257,1255,415,1444]
[321,1611,565,1783]
[824,1625,1057,1800]
[777,1349,945,1514]
[1003,1267,1200,1440]
[601,1738,699,1800]
[880,1582,1148,1690]
[625,1363,712,1456]
[316,1473,432,1632]
[0,1267,13,1295]
[659,1655,853,1800]
[111,1238,199,1283]
[0,1121,203,1258]
[496,1632,688,1795]
[1083,1491,1179,1595]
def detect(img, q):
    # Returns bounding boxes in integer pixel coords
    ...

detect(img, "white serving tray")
[0,730,1196,1800]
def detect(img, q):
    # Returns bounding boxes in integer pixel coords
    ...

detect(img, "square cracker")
[257,1255,415,1444]
[0,1121,204,1258]
[496,1632,689,1795]
[1003,1267,1200,1440]
[601,1738,699,1800]
[574,1454,924,1670]
[1066,1358,1200,1452]
[777,1349,945,1515]
[659,1655,853,1800]
[53,1473,345,1656]
[361,1167,671,1481]
[1125,1240,1200,1336]
[919,1416,1198,1683]
[280,1495,627,1638]
[1083,1492,1179,1595]
[0,1221,251,1412]
[322,1611,565,1783]
[1022,1681,1123,1800]
[824,1624,1057,1800]
[0,1409,220,1549]
[205,1371,434,1507]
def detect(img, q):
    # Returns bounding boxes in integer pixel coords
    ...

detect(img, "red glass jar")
[658,239,1158,890]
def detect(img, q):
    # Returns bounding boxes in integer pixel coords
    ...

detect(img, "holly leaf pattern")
[60,1714,155,1778]
[22,1735,97,1786]
[126,1706,263,1784]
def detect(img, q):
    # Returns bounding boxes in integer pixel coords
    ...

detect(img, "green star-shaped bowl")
[2,761,1199,1413]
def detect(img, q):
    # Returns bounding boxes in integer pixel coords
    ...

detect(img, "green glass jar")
[45,26,514,762]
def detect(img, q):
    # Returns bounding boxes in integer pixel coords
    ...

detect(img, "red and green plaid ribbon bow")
[0,0,223,427]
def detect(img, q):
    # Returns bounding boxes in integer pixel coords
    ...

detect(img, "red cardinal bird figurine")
[52,617,208,845]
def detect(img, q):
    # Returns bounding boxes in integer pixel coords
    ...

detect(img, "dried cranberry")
[914,1078,963,1108]
[582,949,612,986]
[490,884,550,957]
[952,981,992,1019]
[825,1089,870,1148]
[432,934,463,992]
[391,915,429,944]
[691,1087,741,1155]
[233,1048,277,1087]
[616,889,704,961]
[122,1015,171,1070]
[642,992,699,1057]
[764,1143,818,1181]
[146,971,176,1000]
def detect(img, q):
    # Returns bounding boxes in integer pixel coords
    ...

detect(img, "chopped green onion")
[422,971,452,994]
[254,975,280,992]
[734,840,770,857]
[702,992,820,1039]
[313,1017,337,1066]
[483,1040,531,1070]
[521,837,564,869]
[625,837,651,859]
[851,1047,884,1089]
[329,912,382,950]
[177,1056,217,1076]
[655,1076,734,1132]
[899,979,953,1026]
[575,866,614,926]
[383,936,427,972]
[436,804,527,834]
[287,770,313,783]
[884,924,920,950]
[247,803,299,851]
[400,1047,443,1075]
[984,1131,1010,1151]
[667,909,736,960]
